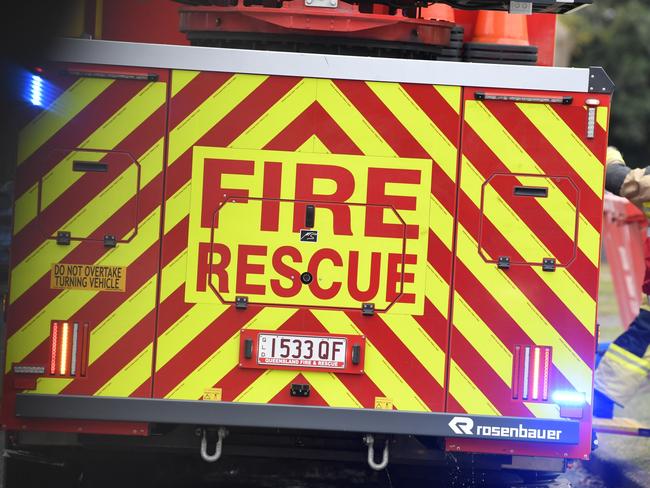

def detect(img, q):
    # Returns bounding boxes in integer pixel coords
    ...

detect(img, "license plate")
[257,333,347,369]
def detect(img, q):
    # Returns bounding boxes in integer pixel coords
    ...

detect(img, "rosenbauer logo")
[185,147,432,314]
[448,416,564,441]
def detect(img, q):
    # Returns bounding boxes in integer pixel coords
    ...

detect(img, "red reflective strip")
[50,322,59,375]
[512,345,521,399]
[522,346,530,400]
[543,347,551,401]
[532,346,541,400]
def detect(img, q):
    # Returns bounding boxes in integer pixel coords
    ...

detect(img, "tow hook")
[200,427,227,462]
[363,434,389,471]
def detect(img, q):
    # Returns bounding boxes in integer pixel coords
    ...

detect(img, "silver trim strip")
[70,322,79,376]
[50,38,591,93]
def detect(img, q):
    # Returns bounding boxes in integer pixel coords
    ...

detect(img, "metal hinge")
[542,258,556,272]
[56,231,71,245]
[235,296,248,310]
[103,234,117,248]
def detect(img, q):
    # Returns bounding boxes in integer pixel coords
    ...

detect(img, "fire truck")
[2,0,614,482]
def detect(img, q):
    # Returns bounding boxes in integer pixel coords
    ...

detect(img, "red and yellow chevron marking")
[4,69,459,415]
[3,66,178,412]
[4,62,608,462]
[148,72,460,412]
[447,89,607,455]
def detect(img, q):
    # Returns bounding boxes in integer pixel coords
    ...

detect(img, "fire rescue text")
[187,147,432,312]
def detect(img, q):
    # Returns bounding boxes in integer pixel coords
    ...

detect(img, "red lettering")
[236,245,267,295]
[202,159,254,228]
[365,168,420,239]
[197,242,231,292]
[294,164,354,235]
[271,246,302,298]
[347,251,381,302]
[386,253,417,304]
[261,161,282,232]
[308,249,343,300]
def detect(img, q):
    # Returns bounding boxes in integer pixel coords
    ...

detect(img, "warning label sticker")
[50,263,127,292]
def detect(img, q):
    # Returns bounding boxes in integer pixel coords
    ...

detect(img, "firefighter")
[593,147,650,418]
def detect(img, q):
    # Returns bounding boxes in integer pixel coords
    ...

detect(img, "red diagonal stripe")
[167,71,234,129]
[483,100,604,230]
[333,79,458,215]
[61,309,156,396]
[7,171,163,335]
[344,312,444,411]
[452,250,594,381]
[401,83,462,150]
[12,105,167,265]
[412,296,449,358]
[333,80,429,159]
[156,286,192,337]
[457,193,596,362]
[161,216,189,268]
[185,75,302,151]
[163,75,304,201]
[265,102,362,155]
[447,331,533,418]
[152,306,262,399]
[428,229,454,289]
[462,123,598,299]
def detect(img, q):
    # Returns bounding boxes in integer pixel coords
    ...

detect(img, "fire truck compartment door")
[37,148,139,243]
[185,148,432,315]
[479,173,579,267]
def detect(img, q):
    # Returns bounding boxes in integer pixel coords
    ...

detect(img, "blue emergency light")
[551,390,587,406]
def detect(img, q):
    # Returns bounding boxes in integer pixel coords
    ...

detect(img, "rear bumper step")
[16,394,580,444]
